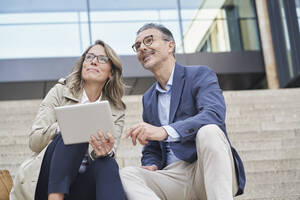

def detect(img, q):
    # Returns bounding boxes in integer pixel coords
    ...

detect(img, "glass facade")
[0,0,260,59]
[184,0,261,53]
[267,0,300,87]
[0,12,89,59]
[0,0,202,59]
[296,0,300,30]
[279,0,294,78]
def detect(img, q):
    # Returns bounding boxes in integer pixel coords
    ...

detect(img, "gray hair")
[137,23,176,55]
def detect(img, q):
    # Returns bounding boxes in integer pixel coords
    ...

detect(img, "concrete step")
[243,158,300,172]
[246,169,300,184]
[239,147,300,161]
[227,121,300,133]
[228,130,298,140]
[235,181,300,199]
[231,138,300,151]
[0,144,31,156]
[235,196,300,200]
[0,135,29,145]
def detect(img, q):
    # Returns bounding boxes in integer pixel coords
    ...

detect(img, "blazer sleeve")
[29,85,61,153]
[170,67,226,143]
[140,96,164,169]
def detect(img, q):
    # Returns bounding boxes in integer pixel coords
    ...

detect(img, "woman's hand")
[89,130,114,157]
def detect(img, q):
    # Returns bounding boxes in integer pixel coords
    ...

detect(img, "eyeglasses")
[132,35,154,52]
[84,53,110,64]
[132,35,169,52]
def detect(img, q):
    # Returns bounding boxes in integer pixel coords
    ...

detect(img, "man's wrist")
[160,127,168,141]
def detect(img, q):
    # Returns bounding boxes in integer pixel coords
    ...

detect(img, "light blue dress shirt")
[156,66,181,165]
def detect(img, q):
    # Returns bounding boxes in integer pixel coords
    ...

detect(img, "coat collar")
[62,87,82,103]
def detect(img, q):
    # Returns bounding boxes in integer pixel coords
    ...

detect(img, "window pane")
[0,24,82,58]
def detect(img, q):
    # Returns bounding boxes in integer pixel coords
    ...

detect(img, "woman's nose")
[91,57,98,65]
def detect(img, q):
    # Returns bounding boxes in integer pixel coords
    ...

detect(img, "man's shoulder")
[178,64,216,81]
[183,65,214,74]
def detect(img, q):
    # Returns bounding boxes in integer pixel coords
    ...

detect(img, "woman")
[10,40,126,200]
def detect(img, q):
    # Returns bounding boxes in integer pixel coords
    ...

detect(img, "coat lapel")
[63,87,81,103]
[169,63,185,123]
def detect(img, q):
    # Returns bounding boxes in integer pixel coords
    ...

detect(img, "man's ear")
[168,41,175,54]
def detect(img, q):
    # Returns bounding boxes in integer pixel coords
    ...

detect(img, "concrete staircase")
[1,88,300,199]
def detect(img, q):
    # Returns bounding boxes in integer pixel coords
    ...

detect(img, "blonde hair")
[66,40,126,109]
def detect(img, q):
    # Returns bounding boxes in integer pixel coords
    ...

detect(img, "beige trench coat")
[10,79,125,200]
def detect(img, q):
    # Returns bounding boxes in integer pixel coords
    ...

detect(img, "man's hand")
[89,130,114,157]
[142,164,158,171]
[125,122,168,145]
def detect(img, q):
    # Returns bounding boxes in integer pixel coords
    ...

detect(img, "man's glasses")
[84,53,110,64]
[132,35,154,52]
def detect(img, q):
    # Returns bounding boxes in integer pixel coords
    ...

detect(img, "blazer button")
[189,128,195,133]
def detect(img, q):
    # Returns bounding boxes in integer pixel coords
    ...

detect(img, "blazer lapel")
[169,63,185,123]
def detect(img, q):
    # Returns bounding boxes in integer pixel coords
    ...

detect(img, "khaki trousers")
[120,124,238,200]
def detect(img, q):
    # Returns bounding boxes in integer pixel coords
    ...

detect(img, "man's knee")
[120,166,140,178]
[196,124,227,152]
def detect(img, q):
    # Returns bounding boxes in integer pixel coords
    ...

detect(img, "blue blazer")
[141,63,245,196]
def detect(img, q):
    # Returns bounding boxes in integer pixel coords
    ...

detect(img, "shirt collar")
[81,89,102,104]
[156,65,175,93]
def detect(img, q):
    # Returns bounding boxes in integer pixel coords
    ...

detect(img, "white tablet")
[54,100,115,145]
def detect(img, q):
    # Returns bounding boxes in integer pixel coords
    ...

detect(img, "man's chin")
[142,60,154,70]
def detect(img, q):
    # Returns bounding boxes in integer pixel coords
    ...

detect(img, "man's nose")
[138,43,148,52]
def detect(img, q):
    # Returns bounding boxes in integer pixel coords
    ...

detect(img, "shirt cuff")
[162,125,180,142]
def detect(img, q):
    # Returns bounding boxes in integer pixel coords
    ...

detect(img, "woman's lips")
[87,68,99,72]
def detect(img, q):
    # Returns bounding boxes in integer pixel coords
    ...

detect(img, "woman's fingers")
[89,135,101,154]
[97,130,106,143]
[107,132,115,146]
[89,131,115,157]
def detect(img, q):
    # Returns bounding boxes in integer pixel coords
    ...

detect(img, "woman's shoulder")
[51,78,69,95]
[44,78,73,103]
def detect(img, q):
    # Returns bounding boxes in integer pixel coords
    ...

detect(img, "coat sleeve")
[170,67,226,143]
[112,110,125,152]
[29,85,61,153]
[140,96,164,169]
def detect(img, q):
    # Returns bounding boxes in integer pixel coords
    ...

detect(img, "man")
[121,23,245,200]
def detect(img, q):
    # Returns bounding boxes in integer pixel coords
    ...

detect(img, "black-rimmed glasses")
[132,35,154,52]
[84,53,110,64]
